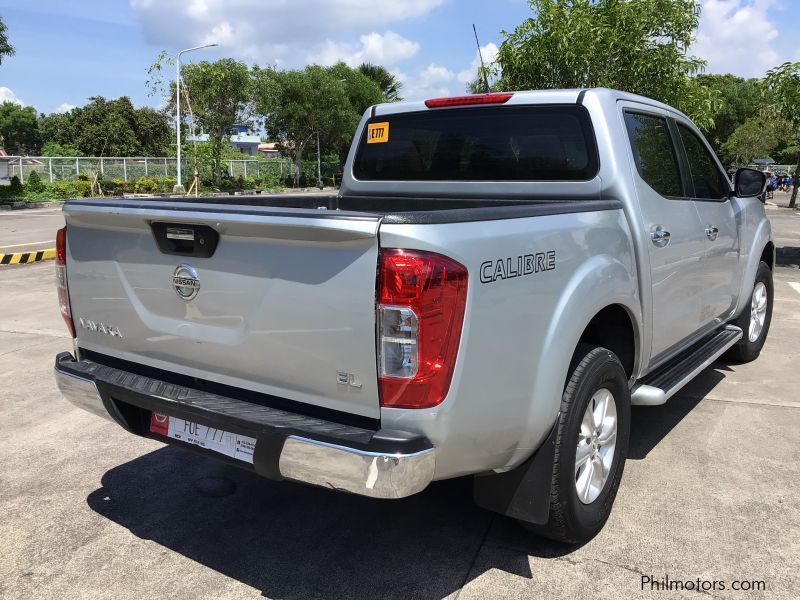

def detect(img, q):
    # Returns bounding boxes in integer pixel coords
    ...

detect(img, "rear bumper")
[54,352,434,499]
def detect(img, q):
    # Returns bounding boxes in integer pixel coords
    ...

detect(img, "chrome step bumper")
[631,325,743,406]
[54,352,435,499]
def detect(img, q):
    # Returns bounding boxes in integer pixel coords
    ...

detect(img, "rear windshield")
[353,105,598,182]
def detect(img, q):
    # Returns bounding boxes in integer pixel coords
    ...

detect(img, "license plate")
[149,412,256,464]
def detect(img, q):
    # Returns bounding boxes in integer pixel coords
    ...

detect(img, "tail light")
[377,249,468,409]
[56,227,76,338]
[424,92,513,108]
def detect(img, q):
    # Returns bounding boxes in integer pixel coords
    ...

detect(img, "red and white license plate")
[149,412,256,464]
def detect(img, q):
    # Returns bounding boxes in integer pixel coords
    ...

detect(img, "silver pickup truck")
[54,88,773,543]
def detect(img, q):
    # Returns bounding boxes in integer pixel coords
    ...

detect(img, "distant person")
[766,172,776,199]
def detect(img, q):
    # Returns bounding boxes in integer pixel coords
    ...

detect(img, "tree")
[764,61,800,208]
[134,107,173,156]
[0,16,14,65]
[491,0,721,129]
[253,64,355,186]
[38,97,172,156]
[173,59,252,184]
[720,116,788,166]
[327,62,386,156]
[358,63,403,101]
[41,141,81,157]
[0,102,40,154]
[696,74,763,156]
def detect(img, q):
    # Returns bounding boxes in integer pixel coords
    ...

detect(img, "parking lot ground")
[0,205,799,599]
[0,205,63,254]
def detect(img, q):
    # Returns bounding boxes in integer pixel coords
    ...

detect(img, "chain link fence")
[0,156,339,185]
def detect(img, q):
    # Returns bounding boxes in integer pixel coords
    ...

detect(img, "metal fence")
[1,156,305,184]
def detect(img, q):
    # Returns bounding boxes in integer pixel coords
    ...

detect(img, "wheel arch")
[576,303,639,382]
[735,218,774,319]
[505,254,642,472]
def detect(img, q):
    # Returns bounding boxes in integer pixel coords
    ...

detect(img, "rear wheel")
[523,344,630,544]
[725,261,773,362]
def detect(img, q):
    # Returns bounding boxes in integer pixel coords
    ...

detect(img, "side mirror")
[734,168,767,199]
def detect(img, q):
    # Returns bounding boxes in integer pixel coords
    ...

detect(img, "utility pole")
[174,43,217,193]
[316,132,323,189]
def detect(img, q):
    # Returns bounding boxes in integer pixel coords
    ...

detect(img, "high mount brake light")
[424,93,513,108]
[377,249,468,409]
[56,227,75,338]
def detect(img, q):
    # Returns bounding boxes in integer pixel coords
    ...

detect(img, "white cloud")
[0,87,24,106]
[692,0,780,77]
[309,31,420,67]
[399,63,457,101]
[130,0,443,66]
[457,43,499,84]
[54,103,76,113]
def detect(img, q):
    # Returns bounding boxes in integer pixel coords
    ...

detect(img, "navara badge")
[172,264,200,301]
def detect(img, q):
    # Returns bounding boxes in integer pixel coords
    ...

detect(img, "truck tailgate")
[63,200,382,419]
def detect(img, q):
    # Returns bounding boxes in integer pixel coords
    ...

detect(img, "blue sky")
[1,0,799,114]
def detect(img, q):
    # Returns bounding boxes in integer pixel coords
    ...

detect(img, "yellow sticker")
[367,122,390,144]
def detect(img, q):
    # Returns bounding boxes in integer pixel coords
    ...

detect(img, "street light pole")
[174,43,218,194]
[316,131,323,189]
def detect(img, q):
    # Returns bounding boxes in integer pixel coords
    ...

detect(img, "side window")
[623,112,683,198]
[676,124,729,200]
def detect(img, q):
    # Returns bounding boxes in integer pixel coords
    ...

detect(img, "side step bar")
[631,325,742,406]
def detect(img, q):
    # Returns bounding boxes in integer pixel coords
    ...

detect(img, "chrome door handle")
[705,225,719,241]
[650,226,671,247]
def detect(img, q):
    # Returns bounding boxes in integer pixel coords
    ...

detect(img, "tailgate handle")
[151,222,219,258]
[166,227,195,241]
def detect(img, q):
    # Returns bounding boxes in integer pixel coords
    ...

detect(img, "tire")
[725,261,773,363]
[523,344,631,544]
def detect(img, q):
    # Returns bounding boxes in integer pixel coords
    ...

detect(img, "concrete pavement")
[0,204,798,599]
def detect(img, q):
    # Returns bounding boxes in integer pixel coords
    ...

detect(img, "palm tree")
[358,63,402,102]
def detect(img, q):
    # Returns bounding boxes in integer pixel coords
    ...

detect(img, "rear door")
[64,200,383,418]
[672,120,741,327]
[621,107,707,359]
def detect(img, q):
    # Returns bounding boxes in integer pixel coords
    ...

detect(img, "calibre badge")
[172,264,200,301]
[480,251,557,284]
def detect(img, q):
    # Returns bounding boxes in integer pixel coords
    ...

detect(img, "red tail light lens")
[377,249,468,409]
[424,93,513,108]
[56,227,76,338]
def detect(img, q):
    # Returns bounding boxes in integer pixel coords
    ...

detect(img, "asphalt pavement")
[0,205,64,253]
[0,198,799,599]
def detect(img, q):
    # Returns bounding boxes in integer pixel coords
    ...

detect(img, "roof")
[185,133,261,144]
[373,88,691,121]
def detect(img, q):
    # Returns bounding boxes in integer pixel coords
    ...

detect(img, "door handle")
[705,225,719,241]
[650,226,671,247]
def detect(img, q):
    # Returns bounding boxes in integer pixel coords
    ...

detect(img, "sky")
[0,0,799,115]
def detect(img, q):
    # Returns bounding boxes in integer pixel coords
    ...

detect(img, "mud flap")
[473,417,559,524]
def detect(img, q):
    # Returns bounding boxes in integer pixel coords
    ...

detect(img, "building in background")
[257,142,280,158]
[186,124,262,156]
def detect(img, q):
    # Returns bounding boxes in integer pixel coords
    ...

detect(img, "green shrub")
[106,178,130,194]
[9,175,23,197]
[46,180,92,199]
[134,177,157,193]
[155,177,175,193]
[25,170,46,193]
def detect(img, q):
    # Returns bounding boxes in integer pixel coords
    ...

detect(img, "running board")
[631,326,743,406]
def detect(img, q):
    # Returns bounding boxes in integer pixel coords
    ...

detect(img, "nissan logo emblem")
[172,264,200,301]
